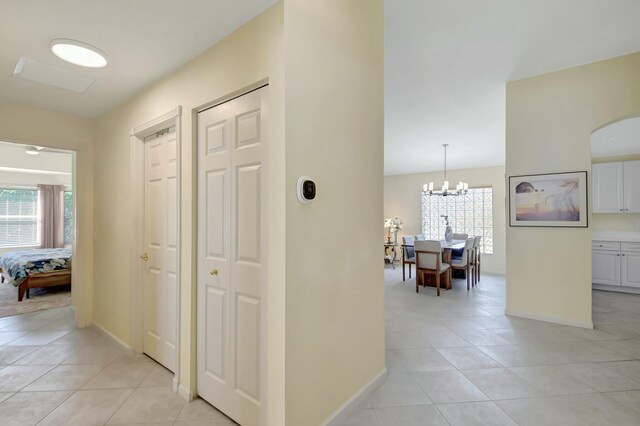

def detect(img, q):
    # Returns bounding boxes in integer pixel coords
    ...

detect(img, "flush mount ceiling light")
[50,39,108,68]
[25,146,42,155]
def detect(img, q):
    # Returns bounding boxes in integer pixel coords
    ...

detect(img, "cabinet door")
[592,163,624,213]
[592,250,620,286]
[623,161,640,213]
[621,252,640,288]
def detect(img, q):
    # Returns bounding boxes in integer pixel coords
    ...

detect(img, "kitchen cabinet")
[592,161,640,213]
[593,239,640,292]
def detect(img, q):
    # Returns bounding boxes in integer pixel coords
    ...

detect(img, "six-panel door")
[197,87,267,426]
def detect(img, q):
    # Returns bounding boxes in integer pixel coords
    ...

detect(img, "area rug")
[0,283,71,318]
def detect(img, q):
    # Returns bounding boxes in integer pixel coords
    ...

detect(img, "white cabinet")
[621,252,640,288]
[592,250,621,286]
[624,161,640,213]
[592,161,640,213]
[592,162,624,213]
[593,239,640,292]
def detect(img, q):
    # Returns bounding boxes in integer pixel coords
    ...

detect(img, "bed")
[0,248,72,301]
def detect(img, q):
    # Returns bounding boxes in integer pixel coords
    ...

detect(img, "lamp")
[423,144,468,196]
[384,217,404,244]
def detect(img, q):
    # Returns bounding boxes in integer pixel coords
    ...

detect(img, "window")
[64,191,73,245]
[0,189,39,247]
[421,187,494,254]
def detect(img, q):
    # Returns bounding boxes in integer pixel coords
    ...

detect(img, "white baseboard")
[505,308,593,329]
[322,368,387,426]
[93,323,134,350]
[178,383,195,401]
[593,284,640,295]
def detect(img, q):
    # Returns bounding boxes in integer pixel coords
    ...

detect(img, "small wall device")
[297,176,316,203]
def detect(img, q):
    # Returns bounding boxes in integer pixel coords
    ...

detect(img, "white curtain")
[38,184,65,248]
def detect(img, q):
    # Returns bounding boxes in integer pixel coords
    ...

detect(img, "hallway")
[0,306,234,425]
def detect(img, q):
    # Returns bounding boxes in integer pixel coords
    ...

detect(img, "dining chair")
[450,237,476,290]
[401,235,416,282]
[414,234,425,241]
[473,236,482,285]
[451,233,468,260]
[415,240,450,296]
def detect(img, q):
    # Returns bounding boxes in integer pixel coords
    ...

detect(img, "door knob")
[140,253,149,261]
[210,269,218,276]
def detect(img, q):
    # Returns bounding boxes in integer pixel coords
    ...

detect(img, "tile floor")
[2,270,640,426]
[337,268,640,426]
[0,306,235,426]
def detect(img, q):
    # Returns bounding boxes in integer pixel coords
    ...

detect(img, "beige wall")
[94,4,285,415]
[384,166,506,274]
[506,52,640,327]
[591,154,640,232]
[283,0,384,424]
[0,104,95,327]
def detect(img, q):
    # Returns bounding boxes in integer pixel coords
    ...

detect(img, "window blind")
[0,189,39,247]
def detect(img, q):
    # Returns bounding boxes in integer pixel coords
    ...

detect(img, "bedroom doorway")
[0,141,74,318]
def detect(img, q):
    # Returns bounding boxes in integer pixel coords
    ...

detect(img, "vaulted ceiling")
[1,1,640,175]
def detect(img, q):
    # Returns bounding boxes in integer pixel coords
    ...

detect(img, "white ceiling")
[0,0,277,117]
[2,1,640,174]
[591,117,640,158]
[385,0,640,175]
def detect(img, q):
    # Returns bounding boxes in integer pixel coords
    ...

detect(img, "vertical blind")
[421,187,494,254]
[0,189,39,247]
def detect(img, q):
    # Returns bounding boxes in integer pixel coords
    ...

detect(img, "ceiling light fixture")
[423,144,468,197]
[25,146,41,155]
[50,39,108,68]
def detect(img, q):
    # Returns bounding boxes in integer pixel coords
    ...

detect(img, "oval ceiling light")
[50,39,108,68]
[25,146,41,155]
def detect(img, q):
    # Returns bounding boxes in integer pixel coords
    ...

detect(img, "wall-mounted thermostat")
[297,176,316,204]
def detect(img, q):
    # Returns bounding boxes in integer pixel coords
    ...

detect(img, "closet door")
[197,87,267,426]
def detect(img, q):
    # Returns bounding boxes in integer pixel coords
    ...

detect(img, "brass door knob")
[210,269,218,276]
[140,253,149,261]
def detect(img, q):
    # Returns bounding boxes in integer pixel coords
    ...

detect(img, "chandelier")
[422,144,468,196]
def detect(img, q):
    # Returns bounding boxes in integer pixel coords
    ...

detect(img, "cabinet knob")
[210,269,218,276]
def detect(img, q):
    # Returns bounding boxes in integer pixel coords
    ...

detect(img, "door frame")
[130,106,182,393]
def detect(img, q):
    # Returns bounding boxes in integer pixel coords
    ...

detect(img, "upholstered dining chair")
[414,234,425,241]
[473,236,482,285]
[415,240,450,296]
[451,233,468,260]
[401,235,416,282]
[450,237,476,290]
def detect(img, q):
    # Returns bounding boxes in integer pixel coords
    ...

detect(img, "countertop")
[592,231,640,242]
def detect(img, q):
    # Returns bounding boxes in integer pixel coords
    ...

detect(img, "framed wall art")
[509,171,588,227]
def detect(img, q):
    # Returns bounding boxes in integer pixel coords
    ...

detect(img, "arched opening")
[590,115,640,337]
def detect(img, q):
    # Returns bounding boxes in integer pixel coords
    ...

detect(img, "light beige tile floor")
[0,306,235,426]
[337,268,640,426]
[3,269,640,426]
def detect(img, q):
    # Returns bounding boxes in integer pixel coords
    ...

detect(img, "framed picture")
[509,171,588,227]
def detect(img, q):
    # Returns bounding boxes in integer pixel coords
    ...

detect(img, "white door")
[623,161,640,213]
[142,127,178,372]
[592,250,620,286]
[197,87,267,426]
[621,252,640,288]
[592,162,624,213]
